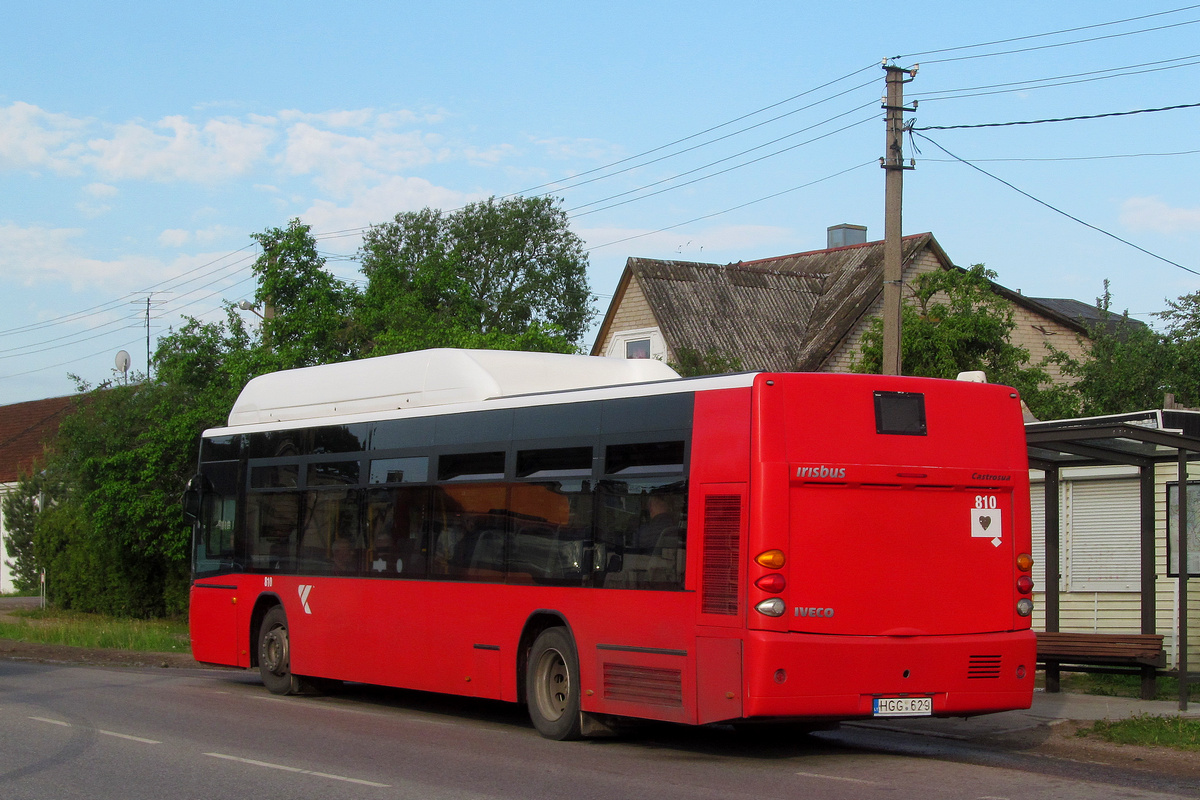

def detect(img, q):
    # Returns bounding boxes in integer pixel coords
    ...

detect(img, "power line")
[912,54,1200,102]
[508,63,879,198]
[922,148,1200,164]
[913,101,1200,130]
[897,8,1200,64]
[0,337,145,381]
[913,132,1199,278]
[585,161,876,252]
[532,77,879,198]
[301,68,884,246]
[0,245,257,338]
[568,110,877,217]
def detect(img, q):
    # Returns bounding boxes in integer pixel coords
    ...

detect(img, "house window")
[625,338,651,359]
[606,328,665,362]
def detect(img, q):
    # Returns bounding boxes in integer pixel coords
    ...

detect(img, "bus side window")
[194,461,240,575]
[300,488,361,575]
[598,479,687,590]
[366,486,429,578]
[507,480,592,587]
[246,492,300,572]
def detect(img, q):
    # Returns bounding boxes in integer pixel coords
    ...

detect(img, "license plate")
[873,697,932,717]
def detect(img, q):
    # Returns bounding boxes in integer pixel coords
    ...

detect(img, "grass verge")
[1056,672,1200,702]
[1076,715,1200,751]
[0,608,188,652]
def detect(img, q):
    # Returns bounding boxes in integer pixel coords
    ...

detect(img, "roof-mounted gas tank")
[226,348,680,427]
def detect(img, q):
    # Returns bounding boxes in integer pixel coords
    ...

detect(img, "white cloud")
[0,101,88,174]
[1120,196,1200,235]
[83,182,118,197]
[533,136,623,162]
[463,143,517,165]
[76,182,118,218]
[85,115,276,182]
[194,225,241,243]
[577,223,792,257]
[159,229,191,247]
[299,176,481,243]
[0,221,161,288]
[279,123,443,195]
[76,200,112,219]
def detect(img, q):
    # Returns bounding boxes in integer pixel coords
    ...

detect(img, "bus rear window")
[516,446,592,478]
[438,451,506,481]
[369,456,429,484]
[605,441,685,475]
[250,464,299,489]
[874,391,927,436]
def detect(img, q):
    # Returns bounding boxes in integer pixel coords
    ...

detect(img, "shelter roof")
[1027,409,1200,469]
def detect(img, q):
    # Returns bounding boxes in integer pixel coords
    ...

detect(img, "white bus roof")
[225,348,683,428]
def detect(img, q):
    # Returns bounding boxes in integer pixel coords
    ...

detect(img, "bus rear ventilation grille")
[701,494,741,615]
[967,654,1003,679]
[603,663,683,707]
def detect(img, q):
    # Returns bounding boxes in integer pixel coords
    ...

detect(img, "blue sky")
[2,1,1198,404]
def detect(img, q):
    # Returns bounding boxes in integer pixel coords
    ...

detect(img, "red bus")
[185,348,1035,739]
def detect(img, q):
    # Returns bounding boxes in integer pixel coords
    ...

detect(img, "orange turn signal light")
[755,549,786,569]
[1016,553,1034,572]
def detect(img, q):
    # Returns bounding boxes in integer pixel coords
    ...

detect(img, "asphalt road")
[1,659,1196,800]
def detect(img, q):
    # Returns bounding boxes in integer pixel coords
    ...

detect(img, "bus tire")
[257,606,301,695]
[526,627,583,740]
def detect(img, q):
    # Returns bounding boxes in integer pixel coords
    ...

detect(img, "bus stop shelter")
[1026,413,1198,711]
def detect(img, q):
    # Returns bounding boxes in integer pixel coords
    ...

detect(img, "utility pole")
[131,293,168,379]
[145,296,151,377]
[881,60,917,375]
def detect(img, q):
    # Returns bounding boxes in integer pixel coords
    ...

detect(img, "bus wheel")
[526,627,582,740]
[258,606,299,695]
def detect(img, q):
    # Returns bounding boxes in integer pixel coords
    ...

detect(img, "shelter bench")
[1037,632,1165,700]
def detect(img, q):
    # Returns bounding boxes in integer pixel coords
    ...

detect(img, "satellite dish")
[115,350,131,374]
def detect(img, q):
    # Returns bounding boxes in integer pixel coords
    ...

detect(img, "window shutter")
[1066,479,1140,592]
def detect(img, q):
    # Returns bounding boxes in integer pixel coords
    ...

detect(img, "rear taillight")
[1016,575,1034,594]
[755,574,787,593]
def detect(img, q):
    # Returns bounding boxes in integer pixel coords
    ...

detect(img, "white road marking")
[99,729,161,744]
[29,716,160,744]
[794,771,879,785]
[205,752,390,788]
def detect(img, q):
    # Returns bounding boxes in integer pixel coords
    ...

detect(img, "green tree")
[25,202,599,617]
[252,219,362,369]
[1047,317,1172,415]
[33,380,190,616]
[357,196,594,355]
[1049,285,1197,415]
[1,470,45,592]
[30,309,267,616]
[853,265,1072,419]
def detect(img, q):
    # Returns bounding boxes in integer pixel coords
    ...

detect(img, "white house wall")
[0,482,13,594]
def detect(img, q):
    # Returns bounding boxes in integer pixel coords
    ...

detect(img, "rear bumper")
[742,629,1036,719]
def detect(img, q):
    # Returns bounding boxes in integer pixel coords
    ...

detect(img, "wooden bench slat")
[1036,632,1166,669]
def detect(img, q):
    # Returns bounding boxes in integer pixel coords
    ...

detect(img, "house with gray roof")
[0,395,74,593]
[591,226,1123,383]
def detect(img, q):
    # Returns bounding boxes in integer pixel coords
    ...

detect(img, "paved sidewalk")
[848,689,1200,741]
